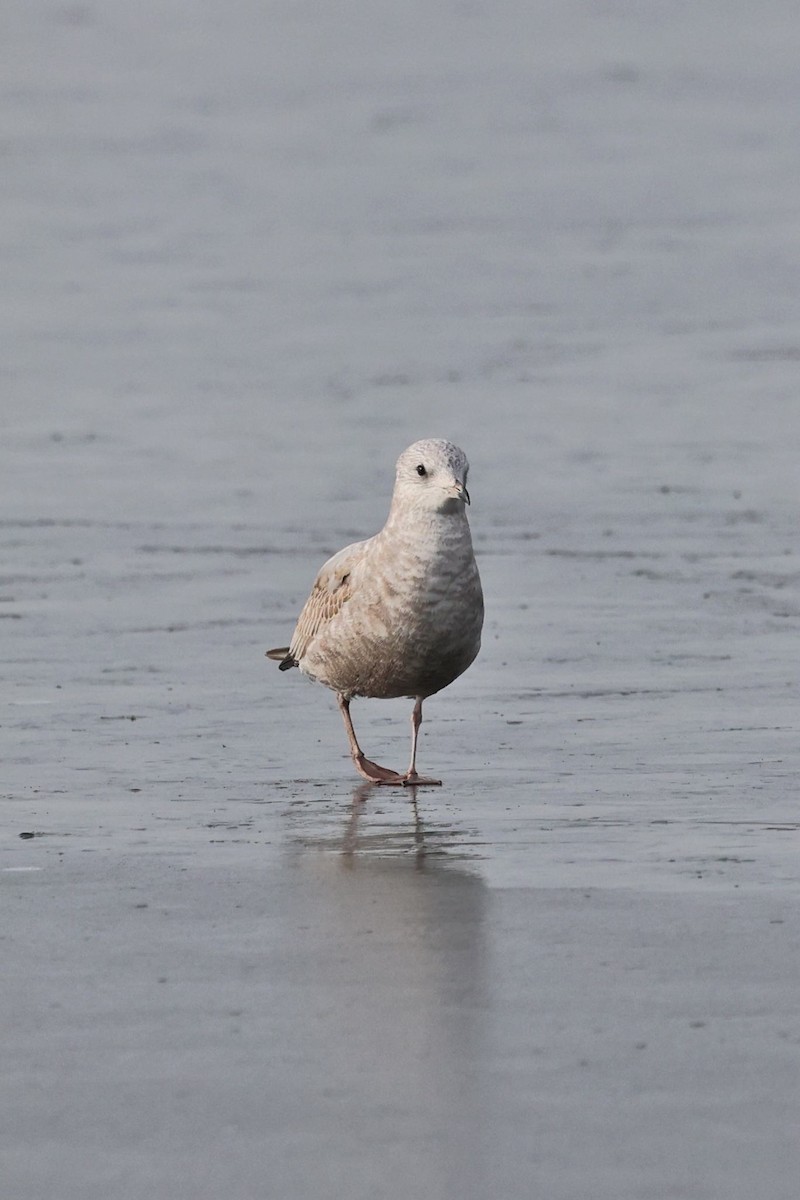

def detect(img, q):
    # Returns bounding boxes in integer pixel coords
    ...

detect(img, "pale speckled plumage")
[267,439,483,784]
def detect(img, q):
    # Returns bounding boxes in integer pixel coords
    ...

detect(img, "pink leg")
[400,698,442,787]
[337,695,404,784]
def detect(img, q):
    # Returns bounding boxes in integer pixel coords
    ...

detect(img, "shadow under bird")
[266,439,484,785]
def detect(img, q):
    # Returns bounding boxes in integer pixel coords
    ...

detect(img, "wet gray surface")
[2,2,799,1198]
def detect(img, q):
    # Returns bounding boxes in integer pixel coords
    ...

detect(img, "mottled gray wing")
[287,539,368,664]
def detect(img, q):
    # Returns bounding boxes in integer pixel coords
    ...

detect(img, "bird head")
[393,439,471,514]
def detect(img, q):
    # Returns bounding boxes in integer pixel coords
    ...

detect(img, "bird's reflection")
[280,782,492,1197]
[285,781,481,874]
[340,784,429,868]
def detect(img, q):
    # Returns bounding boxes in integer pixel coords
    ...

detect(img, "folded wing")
[267,539,368,670]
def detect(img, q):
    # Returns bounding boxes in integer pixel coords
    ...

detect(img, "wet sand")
[2,2,799,1198]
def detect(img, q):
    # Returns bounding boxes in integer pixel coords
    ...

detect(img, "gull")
[266,439,483,785]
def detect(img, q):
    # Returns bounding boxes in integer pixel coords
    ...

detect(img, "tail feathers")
[266,646,298,671]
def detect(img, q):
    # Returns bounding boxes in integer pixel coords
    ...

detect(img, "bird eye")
[416,464,427,477]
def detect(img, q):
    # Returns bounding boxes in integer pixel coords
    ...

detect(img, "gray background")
[2,2,798,1197]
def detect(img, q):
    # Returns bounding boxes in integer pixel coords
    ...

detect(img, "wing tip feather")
[266,646,298,670]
